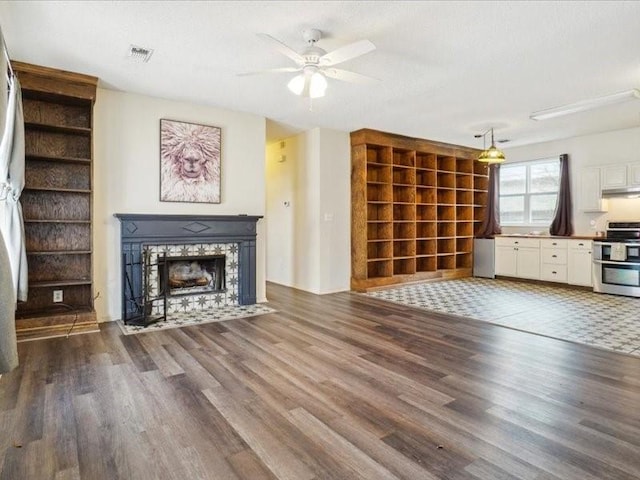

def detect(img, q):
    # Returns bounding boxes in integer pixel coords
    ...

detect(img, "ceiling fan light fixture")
[287,71,327,98]
[309,72,327,98]
[287,74,306,96]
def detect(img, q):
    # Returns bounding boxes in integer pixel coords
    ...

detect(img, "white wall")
[503,126,640,235]
[265,128,350,294]
[317,128,351,294]
[93,88,266,322]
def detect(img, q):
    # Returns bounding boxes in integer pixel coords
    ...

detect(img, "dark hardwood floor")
[2,282,640,479]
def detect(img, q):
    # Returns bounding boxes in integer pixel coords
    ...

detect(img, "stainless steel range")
[593,221,640,297]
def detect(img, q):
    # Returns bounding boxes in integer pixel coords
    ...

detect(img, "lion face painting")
[160,119,221,203]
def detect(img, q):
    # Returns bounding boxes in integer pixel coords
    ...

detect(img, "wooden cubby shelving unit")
[13,61,99,340]
[351,129,488,291]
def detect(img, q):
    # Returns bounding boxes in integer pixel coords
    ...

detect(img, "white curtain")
[0,74,27,302]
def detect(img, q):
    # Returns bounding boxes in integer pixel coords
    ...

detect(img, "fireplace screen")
[159,255,226,296]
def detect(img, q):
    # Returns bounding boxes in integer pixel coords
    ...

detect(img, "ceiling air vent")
[128,45,154,63]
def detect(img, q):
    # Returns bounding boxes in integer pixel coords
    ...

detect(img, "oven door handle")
[593,259,640,267]
[594,242,640,247]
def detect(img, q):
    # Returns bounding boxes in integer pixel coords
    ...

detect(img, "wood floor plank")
[1,282,640,479]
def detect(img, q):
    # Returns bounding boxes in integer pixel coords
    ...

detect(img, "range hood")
[601,186,640,198]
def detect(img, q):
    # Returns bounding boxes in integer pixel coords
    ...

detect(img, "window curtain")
[476,164,502,238]
[0,32,20,373]
[549,154,573,236]
[0,230,17,373]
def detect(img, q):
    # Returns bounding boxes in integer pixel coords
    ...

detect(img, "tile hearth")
[366,278,640,356]
[146,242,239,315]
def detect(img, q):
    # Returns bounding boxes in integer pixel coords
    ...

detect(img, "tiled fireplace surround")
[115,214,262,322]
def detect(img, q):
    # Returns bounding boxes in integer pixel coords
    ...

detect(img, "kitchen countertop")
[494,234,598,240]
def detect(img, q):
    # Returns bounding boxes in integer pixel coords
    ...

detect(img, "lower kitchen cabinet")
[568,239,593,287]
[495,237,540,280]
[495,236,593,287]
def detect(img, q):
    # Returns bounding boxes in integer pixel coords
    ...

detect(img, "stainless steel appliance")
[473,238,495,278]
[593,221,640,297]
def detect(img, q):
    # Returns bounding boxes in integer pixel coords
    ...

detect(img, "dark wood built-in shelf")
[24,121,92,136]
[14,61,98,341]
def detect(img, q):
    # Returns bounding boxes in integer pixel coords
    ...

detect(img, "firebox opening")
[159,254,226,297]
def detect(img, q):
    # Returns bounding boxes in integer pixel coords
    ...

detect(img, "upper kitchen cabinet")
[601,162,640,189]
[578,166,608,212]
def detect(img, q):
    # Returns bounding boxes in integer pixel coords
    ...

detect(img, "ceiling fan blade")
[257,33,304,65]
[301,72,311,98]
[323,68,378,84]
[237,67,300,77]
[319,39,376,66]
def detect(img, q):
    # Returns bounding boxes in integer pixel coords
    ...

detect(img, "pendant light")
[477,128,505,163]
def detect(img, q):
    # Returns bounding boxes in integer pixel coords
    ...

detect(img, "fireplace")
[115,214,262,326]
[161,255,226,296]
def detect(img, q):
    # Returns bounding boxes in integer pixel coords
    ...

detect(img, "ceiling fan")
[239,29,377,98]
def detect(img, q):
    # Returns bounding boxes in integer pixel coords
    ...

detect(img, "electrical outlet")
[53,290,63,303]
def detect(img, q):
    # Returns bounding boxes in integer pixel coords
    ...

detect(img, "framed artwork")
[160,119,221,203]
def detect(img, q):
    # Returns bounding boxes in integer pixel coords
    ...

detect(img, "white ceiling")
[2,1,640,148]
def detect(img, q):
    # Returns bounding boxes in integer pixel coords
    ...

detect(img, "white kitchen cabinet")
[578,167,608,212]
[495,237,540,279]
[601,164,628,189]
[540,239,568,283]
[629,163,640,187]
[568,239,593,287]
[601,162,640,189]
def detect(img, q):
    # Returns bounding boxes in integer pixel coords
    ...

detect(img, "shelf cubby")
[474,162,489,176]
[474,174,489,191]
[456,253,473,269]
[456,158,474,174]
[367,241,392,260]
[416,169,436,186]
[437,205,455,221]
[437,189,455,205]
[392,166,415,185]
[437,171,455,188]
[456,222,473,237]
[416,239,436,256]
[437,156,456,172]
[367,163,392,183]
[456,237,473,253]
[393,204,415,221]
[367,202,392,221]
[456,205,473,221]
[416,256,437,272]
[393,240,416,258]
[437,255,456,270]
[416,205,436,221]
[367,222,393,241]
[368,260,393,279]
[437,222,456,238]
[393,258,416,275]
[455,174,473,190]
[394,222,416,240]
[416,221,436,238]
[473,190,488,206]
[366,145,392,164]
[416,152,436,170]
[367,183,391,202]
[416,186,436,204]
[393,149,415,167]
[455,189,473,205]
[393,185,415,204]
[437,238,455,254]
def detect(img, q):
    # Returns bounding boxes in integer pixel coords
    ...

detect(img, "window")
[499,158,560,225]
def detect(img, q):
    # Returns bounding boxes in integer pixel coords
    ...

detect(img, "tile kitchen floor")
[366,277,640,356]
